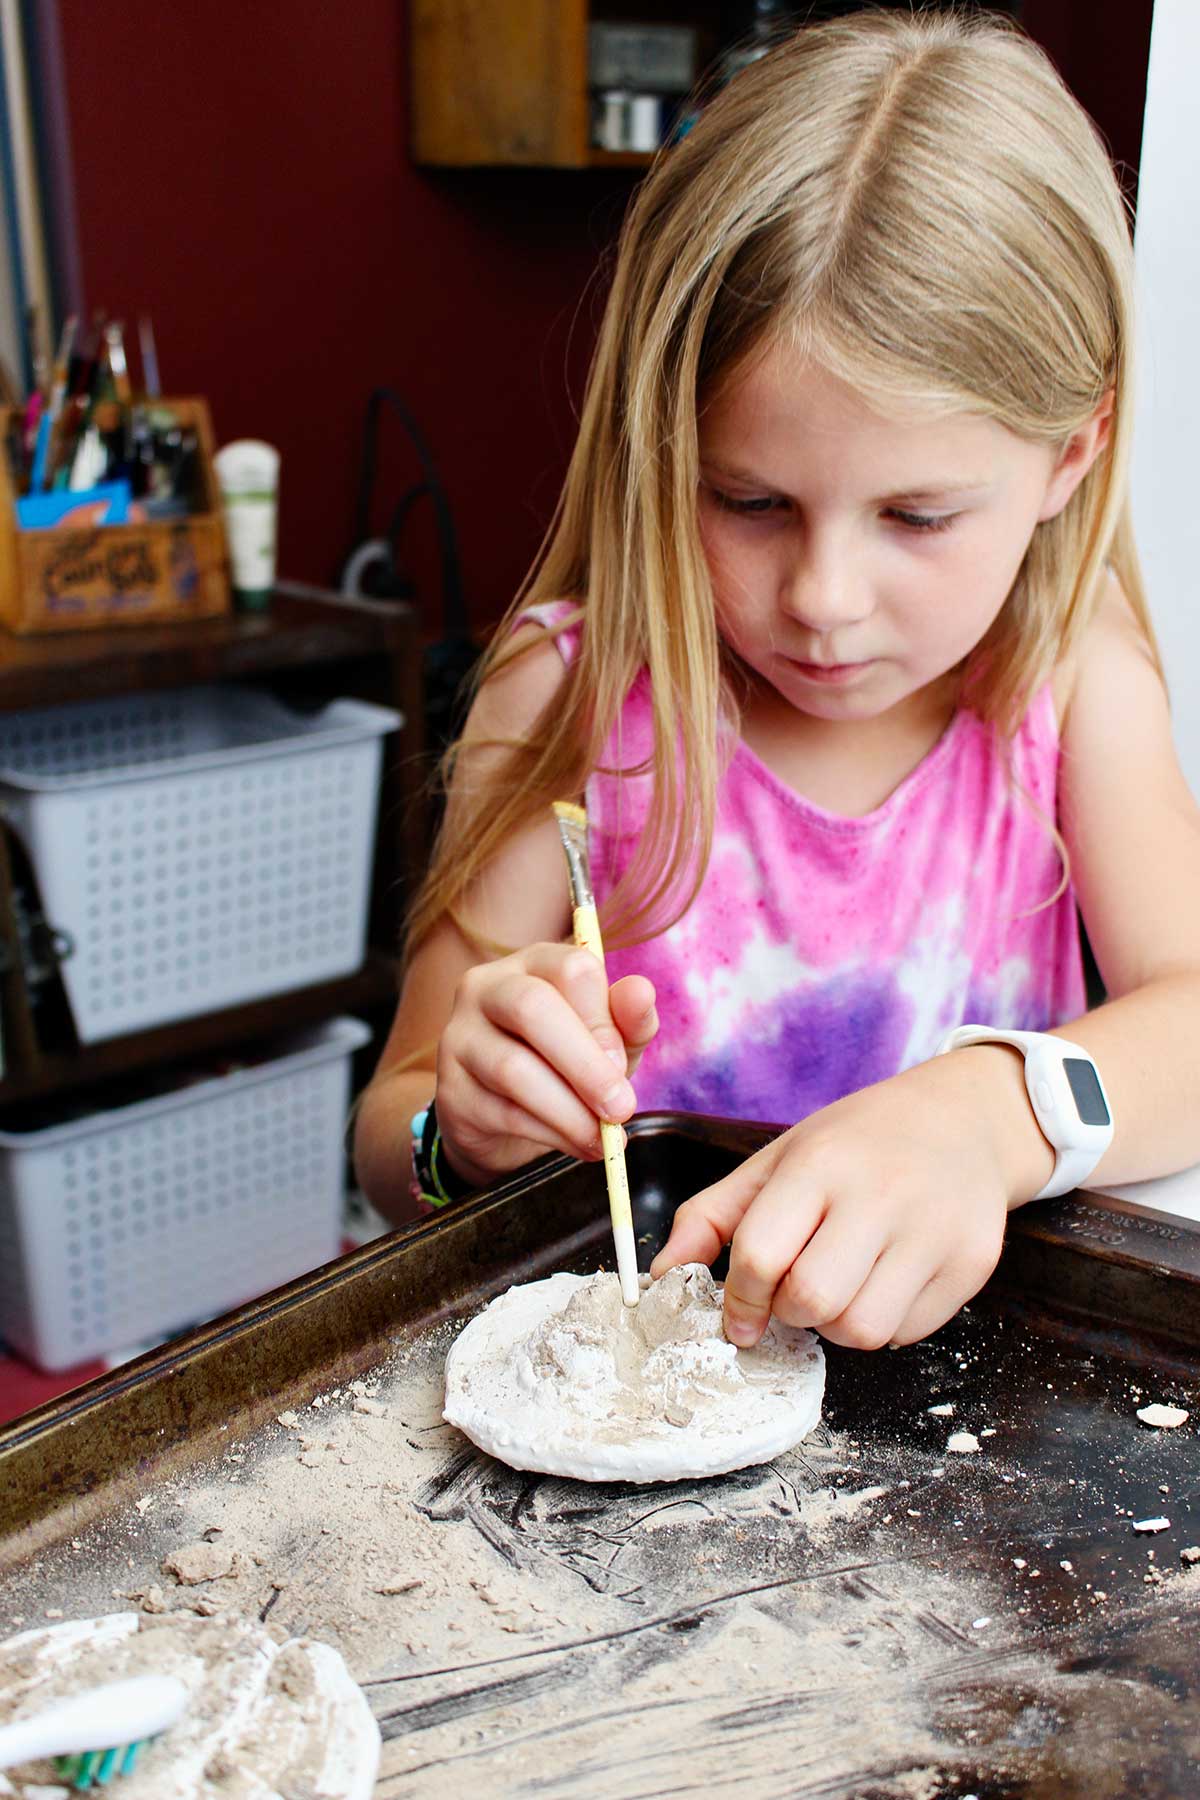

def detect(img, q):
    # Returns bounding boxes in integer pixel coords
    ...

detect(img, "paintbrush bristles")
[552,801,594,910]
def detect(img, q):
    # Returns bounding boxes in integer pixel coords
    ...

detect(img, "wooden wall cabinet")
[410,2,1149,188]
[410,0,720,169]
[412,0,590,168]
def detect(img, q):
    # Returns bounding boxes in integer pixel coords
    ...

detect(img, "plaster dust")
[0,1611,378,1799]
[443,1264,826,1482]
[2,1301,1198,1797]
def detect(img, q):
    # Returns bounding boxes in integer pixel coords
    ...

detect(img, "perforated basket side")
[7,737,385,1042]
[0,687,400,787]
[0,1019,370,1371]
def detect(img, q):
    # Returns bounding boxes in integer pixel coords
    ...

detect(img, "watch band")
[410,1098,477,1211]
[936,1025,1113,1201]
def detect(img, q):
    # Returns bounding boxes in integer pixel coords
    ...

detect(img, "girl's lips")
[786,658,875,685]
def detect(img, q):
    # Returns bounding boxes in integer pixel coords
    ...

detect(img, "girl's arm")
[354,628,656,1221]
[654,581,1200,1350]
[1042,576,1200,1182]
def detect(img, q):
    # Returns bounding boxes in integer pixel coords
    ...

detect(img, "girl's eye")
[887,508,957,533]
[709,488,784,516]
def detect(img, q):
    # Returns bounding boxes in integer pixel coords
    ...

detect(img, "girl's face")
[697,347,1096,725]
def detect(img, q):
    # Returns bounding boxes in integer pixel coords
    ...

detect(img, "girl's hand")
[650,1049,1054,1349]
[435,944,658,1186]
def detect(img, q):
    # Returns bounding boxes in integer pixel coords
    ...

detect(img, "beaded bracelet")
[410,1099,477,1211]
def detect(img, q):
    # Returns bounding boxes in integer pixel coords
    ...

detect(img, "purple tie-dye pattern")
[650,968,908,1124]
[525,603,1086,1126]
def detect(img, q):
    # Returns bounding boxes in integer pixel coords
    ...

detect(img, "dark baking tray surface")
[1,1112,1198,1799]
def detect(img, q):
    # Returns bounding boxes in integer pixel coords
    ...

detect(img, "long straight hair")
[407,7,1156,960]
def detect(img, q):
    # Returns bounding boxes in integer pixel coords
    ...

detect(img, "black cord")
[352,388,469,639]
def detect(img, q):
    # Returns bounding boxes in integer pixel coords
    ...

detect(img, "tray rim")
[2,1108,1198,1567]
[3,1107,1198,1450]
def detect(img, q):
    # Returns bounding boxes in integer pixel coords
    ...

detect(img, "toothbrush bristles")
[55,1736,147,1788]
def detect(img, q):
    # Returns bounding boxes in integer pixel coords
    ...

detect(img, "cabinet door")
[411,0,589,167]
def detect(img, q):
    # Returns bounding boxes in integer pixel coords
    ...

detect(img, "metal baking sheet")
[1,1112,1198,1798]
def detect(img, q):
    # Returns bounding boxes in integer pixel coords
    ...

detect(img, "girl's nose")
[780,534,872,633]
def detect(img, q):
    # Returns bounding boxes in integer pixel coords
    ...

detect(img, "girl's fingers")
[886,1241,1003,1347]
[771,1210,886,1334]
[818,1244,939,1352]
[608,975,659,1077]
[455,1029,608,1160]
[718,1166,826,1346]
[649,1137,792,1291]
[466,1091,598,1165]
[481,957,637,1124]
[885,1278,961,1350]
[439,1089,592,1176]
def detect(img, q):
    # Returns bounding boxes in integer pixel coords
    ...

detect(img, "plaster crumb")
[1136,1403,1189,1430]
[927,1403,954,1416]
[133,1497,155,1515]
[1012,1558,1027,1570]
[277,1410,300,1429]
[162,1541,237,1584]
[353,1398,387,1416]
[1180,1546,1200,1566]
[1132,1517,1170,1533]
[946,1431,980,1455]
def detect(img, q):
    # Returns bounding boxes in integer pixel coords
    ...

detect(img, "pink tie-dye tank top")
[528,602,1086,1125]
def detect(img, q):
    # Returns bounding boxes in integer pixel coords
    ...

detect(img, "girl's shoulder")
[456,606,575,761]
[476,600,581,712]
[512,598,585,665]
[1051,573,1161,733]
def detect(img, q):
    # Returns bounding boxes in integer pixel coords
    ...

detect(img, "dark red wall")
[55,0,633,632]
[1023,0,1154,208]
[55,0,1151,634]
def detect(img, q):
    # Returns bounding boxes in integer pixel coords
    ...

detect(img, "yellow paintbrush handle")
[572,902,638,1300]
[598,1120,633,1234]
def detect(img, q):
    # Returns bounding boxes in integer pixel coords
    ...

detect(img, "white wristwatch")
[935,1025,1113,1200]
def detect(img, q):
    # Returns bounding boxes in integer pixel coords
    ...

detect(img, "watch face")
[1064,1056,1110,1127]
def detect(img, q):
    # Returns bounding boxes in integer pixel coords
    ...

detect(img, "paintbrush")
[552,801,640,1307]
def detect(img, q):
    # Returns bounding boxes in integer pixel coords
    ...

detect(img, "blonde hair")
[409,5,1156,959]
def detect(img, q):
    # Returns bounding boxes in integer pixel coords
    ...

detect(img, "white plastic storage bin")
[0,685,400,1042]
[0,1016,371,1371]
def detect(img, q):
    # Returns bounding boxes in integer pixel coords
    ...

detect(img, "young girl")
[356,8,1200,1355]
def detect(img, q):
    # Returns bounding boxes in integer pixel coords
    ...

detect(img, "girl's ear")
[1037,390,1115,523]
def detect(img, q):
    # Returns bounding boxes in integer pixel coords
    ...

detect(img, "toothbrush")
[552,800,640,1307]
[0,1673,187,1788]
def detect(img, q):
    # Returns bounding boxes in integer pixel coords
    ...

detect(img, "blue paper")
[16,481,133,530]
